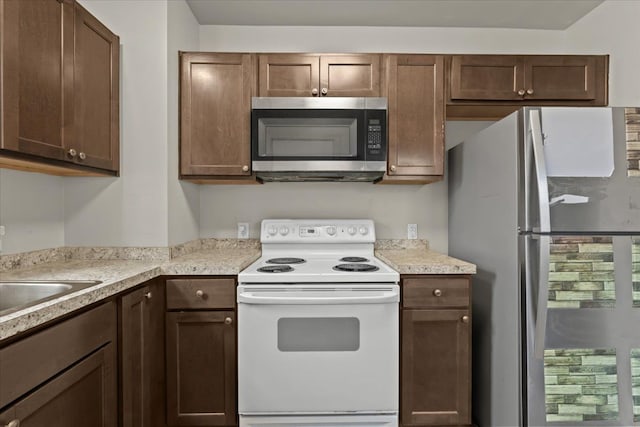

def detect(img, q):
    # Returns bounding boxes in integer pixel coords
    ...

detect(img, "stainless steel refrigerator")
[448,107,640,427]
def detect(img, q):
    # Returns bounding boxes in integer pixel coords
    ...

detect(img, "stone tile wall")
[549,237,615,308]
[544,349,619,422]
[627,108,640,177]
[632,349,640,421]
[633,239,640,308]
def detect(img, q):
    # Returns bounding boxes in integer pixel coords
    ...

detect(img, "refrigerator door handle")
[529,109,551,233]
[533,235,551,359]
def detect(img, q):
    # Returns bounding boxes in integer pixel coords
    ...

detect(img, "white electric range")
[237,219,400,427]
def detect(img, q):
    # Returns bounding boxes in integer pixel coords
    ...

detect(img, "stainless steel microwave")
[251,97,387,182]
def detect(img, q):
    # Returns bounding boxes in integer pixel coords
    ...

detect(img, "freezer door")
[525,107,640,233]
[524,234,640,426]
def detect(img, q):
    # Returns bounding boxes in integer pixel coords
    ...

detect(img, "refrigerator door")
[524,234,640,426]
[524,107,640,234]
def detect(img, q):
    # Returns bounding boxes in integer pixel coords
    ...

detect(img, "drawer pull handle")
[144,291,152,299]
[517,89,525,96]
[433,289,442,297]
[195,289,205,298]
[462,315,470,323]
[67,148,77,157]
[311,88,319,96]
[526,88,534,95]
[224,317,233,325]
[6,420,20,427]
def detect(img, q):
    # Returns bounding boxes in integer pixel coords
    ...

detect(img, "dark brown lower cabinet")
[0,302,117,426]
[0,340,117,427]
[400,275,472,427]
[166,311,236,426]
[120,279,165,427]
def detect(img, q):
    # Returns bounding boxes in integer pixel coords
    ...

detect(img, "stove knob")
[326,226,337,236]
[347,226,357,235]
[359,226,369,235]
[279,226,289,236]
[267,226,278,236]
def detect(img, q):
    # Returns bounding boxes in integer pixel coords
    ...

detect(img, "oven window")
[257,118,357,157]
[277,317,360,352]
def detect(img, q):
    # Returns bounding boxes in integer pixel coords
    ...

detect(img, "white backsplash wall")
[0,170,64,254]
[167,0,200,246]
[64,0,170,248]
[200,181,448,250]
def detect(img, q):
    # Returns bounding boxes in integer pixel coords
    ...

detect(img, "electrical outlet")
[407,224,418,240]
[237,222,249,239]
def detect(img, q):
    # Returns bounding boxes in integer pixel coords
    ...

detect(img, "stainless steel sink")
[0,280,103,316]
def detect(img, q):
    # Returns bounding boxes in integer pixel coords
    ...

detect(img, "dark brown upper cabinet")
[448,54,608,119]
[0,0,120,176]
[258,54,381,97]
[72,2,120,172]
[179,52,255,182]
[382,54,445,184]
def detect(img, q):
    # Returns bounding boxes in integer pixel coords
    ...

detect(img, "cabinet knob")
[242,165,249,172]
[311,88,318,96]
[433,289,442,297]
[390,165,396,172]
[195,289,204,298]
[321,87,328,96]
[67,148,77,157]
[517,89,525,96]
[462,315,470,323]
[144,291,152,300]
[79,152,86,160]
[6,420,20,427]
[526,88,534,95]
[224,317,233,325]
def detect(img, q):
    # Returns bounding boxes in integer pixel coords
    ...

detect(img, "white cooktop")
[238,219,399,284]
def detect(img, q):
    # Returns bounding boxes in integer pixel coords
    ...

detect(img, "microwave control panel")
[365,110,386,161]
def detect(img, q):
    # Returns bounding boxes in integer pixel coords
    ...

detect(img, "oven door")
[237,284,399,415]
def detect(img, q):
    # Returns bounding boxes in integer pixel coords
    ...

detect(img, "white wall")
[2,1,635,254]
[64,0,169,247]
[167,0,200,245]
[564,0,640,106]
[197,25,570,252]
[0,170,64,253]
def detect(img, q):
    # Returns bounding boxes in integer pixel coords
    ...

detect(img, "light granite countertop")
[0,243,474,341]
[375,249,476,275]
[0,247,261,341]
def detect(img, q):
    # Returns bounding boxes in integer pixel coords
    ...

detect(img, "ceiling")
[186,0,603,30]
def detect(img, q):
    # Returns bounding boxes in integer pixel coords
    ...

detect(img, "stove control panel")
[261,220,375,243]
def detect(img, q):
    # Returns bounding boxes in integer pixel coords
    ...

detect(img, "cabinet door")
[0,344,117,427]
[320,54,381,97]
[258,54,320,97]
[166,311,236,426]
[524,55,598,101]
[401,309,471,426]
[450,55,525,100]
[72,2,120,172]
[386,55,445,178]
[121,281,165,427]
[0,0,73,160]
[180,52,253,176]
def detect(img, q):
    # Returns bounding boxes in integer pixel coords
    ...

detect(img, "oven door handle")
[237,291,399,305]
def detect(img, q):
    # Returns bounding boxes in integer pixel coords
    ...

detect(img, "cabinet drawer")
[0,302,116,409]
[402,276,470,308]
[166,278,235,310]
